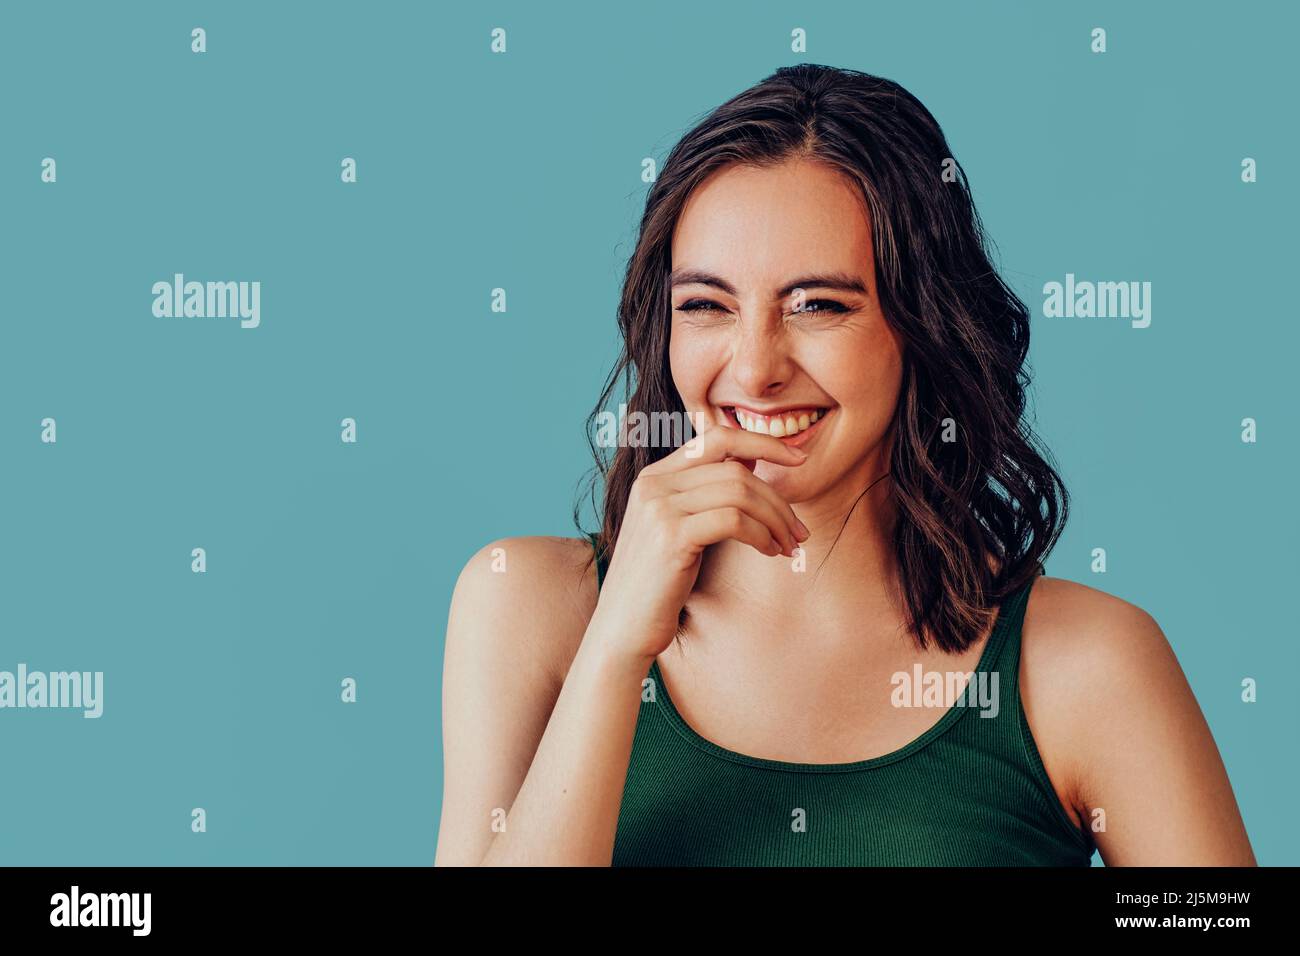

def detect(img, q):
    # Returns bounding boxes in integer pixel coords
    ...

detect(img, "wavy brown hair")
[574,63,1068,654]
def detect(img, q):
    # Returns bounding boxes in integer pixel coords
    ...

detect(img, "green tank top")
[589,534,1096,866]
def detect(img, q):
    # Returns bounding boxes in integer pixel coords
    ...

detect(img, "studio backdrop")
[0,0,1294,865]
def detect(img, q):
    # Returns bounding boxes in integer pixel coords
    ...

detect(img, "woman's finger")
[667,461,807,544]
[670,480,800,555]
[678,507,782,557]
[640,423,807,477]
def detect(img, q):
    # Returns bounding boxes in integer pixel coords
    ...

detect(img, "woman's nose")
[729,322,795,397]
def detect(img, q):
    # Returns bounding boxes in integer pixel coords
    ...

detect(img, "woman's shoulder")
[1017,573,1186,815]
[454,534,599,584]
[1017,573,1255,863]
[1020,574,1170,681]
[446,535,600,686]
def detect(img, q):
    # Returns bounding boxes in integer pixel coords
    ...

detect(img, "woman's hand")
[591,426,810,664]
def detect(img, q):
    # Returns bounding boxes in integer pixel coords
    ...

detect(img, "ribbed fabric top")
[589,534,1096,866]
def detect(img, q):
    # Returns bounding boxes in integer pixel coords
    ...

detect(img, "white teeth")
[730,407,827,437]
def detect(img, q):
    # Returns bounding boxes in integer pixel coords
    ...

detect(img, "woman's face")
[668,157,905,506]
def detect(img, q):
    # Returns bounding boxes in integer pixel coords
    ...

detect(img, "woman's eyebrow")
[668,268,869,298]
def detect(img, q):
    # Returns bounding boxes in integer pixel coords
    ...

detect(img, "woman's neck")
[692,467,903,642]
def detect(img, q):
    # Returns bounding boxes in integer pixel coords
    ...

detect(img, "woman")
[435,64,1255,866]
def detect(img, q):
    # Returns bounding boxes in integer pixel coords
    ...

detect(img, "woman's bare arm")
[1022,579,1256,866]
[434,535,650,866]
[436,430,808,866]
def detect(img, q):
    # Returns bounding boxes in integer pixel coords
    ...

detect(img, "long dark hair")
[574,63,1067,654]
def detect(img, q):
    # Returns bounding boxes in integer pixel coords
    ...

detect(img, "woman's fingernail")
[794,519,810,540]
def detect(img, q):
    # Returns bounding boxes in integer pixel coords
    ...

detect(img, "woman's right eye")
[676,299,726,314]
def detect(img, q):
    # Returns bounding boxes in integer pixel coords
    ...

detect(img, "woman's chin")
[751,463,819,502]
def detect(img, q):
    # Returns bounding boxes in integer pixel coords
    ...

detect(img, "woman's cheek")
[814,330,900,404]
[670,329,728,407]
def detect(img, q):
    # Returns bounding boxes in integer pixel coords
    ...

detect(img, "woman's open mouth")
[720,404,834,449]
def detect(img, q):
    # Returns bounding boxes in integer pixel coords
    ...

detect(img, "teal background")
[1,1,1294,865]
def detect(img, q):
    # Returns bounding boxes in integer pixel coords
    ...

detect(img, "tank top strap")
[985,564,1042,671]
[979,562,1093,854]
[971,566,1040,715]
[588,532,608,590]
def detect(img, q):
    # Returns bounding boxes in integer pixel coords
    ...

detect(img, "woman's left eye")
[792,299,849,315]
[676,299,727,314]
